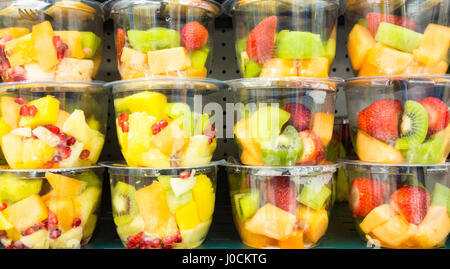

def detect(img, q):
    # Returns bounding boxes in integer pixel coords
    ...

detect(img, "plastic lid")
[0,0,103,18]
[0,165,104,177]
[345,75,450,90]
[227,77,344,92]
[0,81,106,93]
[342,160,449,170]
[225,0,339,15]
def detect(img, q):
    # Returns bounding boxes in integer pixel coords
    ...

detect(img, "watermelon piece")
[366,13,416,37]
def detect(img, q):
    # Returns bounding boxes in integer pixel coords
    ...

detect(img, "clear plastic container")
[0,0,104,82]
[225,161,337,249]
[103,161,219,249]
[106,0,221,80]
[228,77,341,166]
[345,0,450,76]
[225,0,339,78]
[0,81,108,169]
[345,75,450,165]
[344,161,450,249]
[0,166,104,249]
[109,78,226,168]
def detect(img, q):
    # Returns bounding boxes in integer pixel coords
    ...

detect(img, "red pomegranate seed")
[49,229,62,239]
[118,112,129,122]
[22,227,35,236]
[120,121,129,133]
[158,119,168,129]
[129,236,139,245]
[150,239,161,248]
[72,218,82,228]
[174,231,182,243]
[47,223,56,231]
[162,236,174,245]
[0,203,7,211]
[39,220,47,228]
[60,146,71,159]
[27,105,37,117]
[14,97,26,105]
[52,155,62,163]
[180,171,190,179]
[143,236,153,246]
[46,125,60,134]
[135,232,144,242]
[152,123,161,135]
[19,105,28,116]
[48,212,58,225]
[125,242,134,249]
[65,136,75,146]
[79,149,90,160]
[162,244,172,249]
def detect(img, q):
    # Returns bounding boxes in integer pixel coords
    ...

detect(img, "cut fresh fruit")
[296,206,329,244]
[0,27,30,39]
[2,195,48,232]
[147,47,191,75]
[190,46,210,70]
[243,59,263,78]
[45,172,86,198]
[297,130,325,165]
[181,22,209,51]
[265,177,298,213]
[135,181,178,238]
[357,99,402,143]
[360,204,397,234]
[123,91,167,119]
[0,212,13,231]
[355,130,405,163]
[276,30,325,60]
[366,13,416,37]
[192,175,215,222]
[282,103,311,132]
[55,58,94,81]
[49,227,82,249]
[45,197,77,231]
[0,174,42,202]
[278,229,304,249]
[120,47,147,69]
[80,32,101,59]
[126,112,156,157]
[350,177,390,218]
[1,134,23,168]
[112,181,137,226]
[180,135,216,167]
[82,214,97,239]
[5,33,36,67]
[55,110,70,129]
[54,31,85,59]
[166,190,192,214]
[150,120,187,157]
[359,42,414,76]
[395,100,428,150]
[239,222,277,249]
[390,186,431,225]
[83,130,105,164]
[57,141,85,168]
[234,117,262,165]
[19,96,60,128]
[375,22,423,52]
[431,183,450,215]
[139,148,171,168]
[245,203,296,240]
[234,190,259,221]
[24,63,56,81]
[158,176,171,190]
[371,215,414,248]
[170,176,196,197]
[32,21,58,71]
[260,125,302,166]
[246,16,277,63]
[414,206,450,248]
[173,219,211,249]
[404,134,446,164]
[1,96,21,128]
[32,126,60,147]
[298,184,331,211]
[297,57,329,78]
[312,112,334,147]
[20,229,49,249]
[22,138,55,169]
[417,97,449,135]
[76,187,101,224]
[128,28,180,53]
[175,200,201,230]
[116,215,144,241]
[413,24,450,65]
[248,106,290,144]
[348,24,375,70]
[259,58,297,77]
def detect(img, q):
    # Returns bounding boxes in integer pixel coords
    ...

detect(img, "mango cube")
[32,21,58,71]
[45,197,77,232]
[296,206,329,244]
[147,47,191,74]
[123,91,167,119]
[360,204,397,234]
[0,27,30,39]
[3,195,48,232]
[371,215,414,248]
[19,96,60,128]
[175,200,201,231]
[192,175,215,222]
[5,33,36,67]
[22,138,55,169]
[359,43,414,76]
[312,112,334,147]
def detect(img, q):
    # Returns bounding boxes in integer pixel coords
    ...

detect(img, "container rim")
[100,160,225,173]
[224,161,339,176]
[104,0,222,17]
[342,160,450,169]
[224,0,340,16]
[0,80,107,93]
[227,77,344,91]
[0,165,104,174]
[345,75,450,84]
[106,78,229,93]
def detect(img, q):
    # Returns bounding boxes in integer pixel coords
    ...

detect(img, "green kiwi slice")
[112,181,138,226]
[395,100,428,150]
[260,125,303,166]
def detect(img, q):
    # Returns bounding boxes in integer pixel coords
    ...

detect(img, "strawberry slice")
[246,16,278,64]
[366,13,416,37]
[116,28,126,62]
[417,97,449,135]
[390,186,430,225]
[357,99,402,143]
[181,22,209,51]
[298,130,325,165]
[350,177,390,218]
[265,176,297,213]
[282,103,311,132]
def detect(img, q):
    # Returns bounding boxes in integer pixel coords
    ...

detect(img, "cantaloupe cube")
[45,197,77,232]
[22,138,55,169]
[356,130,405,163]
[150,120,187,157]
[413,24,450,65]
[185,67,207,78]
[360,204,397,234]
[175,200,201,230]
[147,47,191,75]
[45,172,87,198]
[312,112,334,147]
[278,229,304,249]
[0,27,30,39]
[123,91,167,119]
[238,221,277,249]
[245,203,297,240]
[135,181,178,238]
[371,215,413,248]
[5,33,36,67]
[359,43,414,76]
[296,206,329,244]
[32,21,58,71]
[19,96,60,128]
[414,206,450,248]
[235,117,262,165]
[1,96,21,128]
[3,195,48,232]
[1,133,23,169]
[54,31,85,59]
[120,63,147,80]
[348,24,376,70]
[298,57,329,78]
[240,149,263,166]
[192,175,215,222]
[259,58,297,77]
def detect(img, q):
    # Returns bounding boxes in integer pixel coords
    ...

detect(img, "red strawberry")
[282,103,311,132]
[181,22,209,51]
[298,130,325,165]
[366,13,416,37]
[350,178,390,218]
[357,99,402,143]
[265,176,297,213]
[417,97,449,135]
[116,28,126,62]
[390,186,430,225]
[246,16,277,64]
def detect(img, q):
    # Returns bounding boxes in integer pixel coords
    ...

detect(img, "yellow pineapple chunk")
[0,118,11,139]
[175,200,201,230]
[192,174,215,222]
[3,195,48,232]
[55,110,70,129]
[126,112,157,157]
[0,27,30,39]
[22,138,55,169]
[181,135,216,167]
[1,96,21,128]
[55,58,94,82]
[360,204,397,234]
[1,133,24,169]
[61,109,92,143]
[121,47,147,67]
[147,47,191,75]
[32,21,58,71]
[123,91,167,119]
[84,130,104,164]
[296,206,329,244]
[19,96,60,128]
[5,33,36,67]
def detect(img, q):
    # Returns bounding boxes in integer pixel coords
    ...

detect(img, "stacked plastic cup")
[0,0,107,249]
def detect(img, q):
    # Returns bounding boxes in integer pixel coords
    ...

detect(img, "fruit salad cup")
[345,76,450,165]
[0,166,103,249]
[110,78,226,168]
[226,0,339,78]
[0,0,104,82]
[225,162,337,249]
[0,81,108,169]
[103,161,219,249]
[229,77,341,166]
[106,0,221,80]
[344,161,450,249]
[345,0,450,76]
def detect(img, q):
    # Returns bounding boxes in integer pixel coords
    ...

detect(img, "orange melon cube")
[298,57,329,78]
[3,195,48,232]
[54,31,85,59]
[32,21,58,71]
[413,24,450,65]
[296,206,329,244]
[45,197,77,232]
[235,117,262,165]
[404,60,448,75]
[371,215,414,248]
[359,43,414,76]
[0,27,30,39]
[356,130,405,163]
[186,67,207,78]
[240,149,263,166]
[312,112,334,147]
[360,204,397,234]
[278,229,304,249]
[238,221,277,249]
[45,172,87,198]
[259,58,297,77]
[147,47,191,75]
[348,24,376,71]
